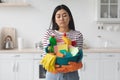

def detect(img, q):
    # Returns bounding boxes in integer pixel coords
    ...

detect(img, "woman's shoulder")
[46,29,54,32]
[45,29,55,33]
[70,30,83,36]
[45,29,55,35]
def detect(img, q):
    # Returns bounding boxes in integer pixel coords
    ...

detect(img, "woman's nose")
[60,16,64,20]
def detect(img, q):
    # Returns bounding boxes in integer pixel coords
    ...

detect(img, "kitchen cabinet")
[115,53,120,80]
[79,53,100,80]
[0,59,15,80]
[97,0,120,23]
[79,52,120,80]
[0,49,120,80]
[0,53,33,80]
[32,52,120,80]
[99,53,118,80]
[117,61,120,80]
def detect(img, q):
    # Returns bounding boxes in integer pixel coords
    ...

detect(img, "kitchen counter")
[0,48,120,53]
[83,48,120,53]
[0,48,43,53]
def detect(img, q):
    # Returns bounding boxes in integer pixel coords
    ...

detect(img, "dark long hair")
[50,4,75,30]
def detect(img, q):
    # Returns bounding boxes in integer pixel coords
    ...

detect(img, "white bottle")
[104,40,111,48]
[17,37,24,50]
[104,41,108,48]
[96,35,103,48]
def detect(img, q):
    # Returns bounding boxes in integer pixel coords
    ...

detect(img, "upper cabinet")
[0,0,30,7]
[97,0,120,23]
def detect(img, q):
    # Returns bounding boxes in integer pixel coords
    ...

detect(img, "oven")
[33,54,46,80]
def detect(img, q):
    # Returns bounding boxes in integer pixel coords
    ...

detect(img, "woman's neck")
[58,28,70,33]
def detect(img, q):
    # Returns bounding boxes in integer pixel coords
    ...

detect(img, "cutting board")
[0,27,17,49]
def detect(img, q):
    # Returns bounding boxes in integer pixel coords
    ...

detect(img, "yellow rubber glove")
[41,53,56,72]
[41,53,54,67]
[41,54,50,67]
[45,55,56,72]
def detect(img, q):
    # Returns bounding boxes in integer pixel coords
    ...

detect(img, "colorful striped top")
[42,29,83,56]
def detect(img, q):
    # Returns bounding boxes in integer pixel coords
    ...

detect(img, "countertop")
[0,48,43,53]
[0,48,120,53]
[83,48,120,53]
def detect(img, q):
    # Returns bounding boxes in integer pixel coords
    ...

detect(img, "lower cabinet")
[100,53,118,80]
[79,53,120,80]
[0,52,120,80]
[117,60,120,80]
[15,59,33,80]
[99,53,120,80]
[79,53,100,80]
[0,53,33,80]
[0,59,15,80]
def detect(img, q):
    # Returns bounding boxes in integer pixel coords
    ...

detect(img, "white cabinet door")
[0,59,15,80]
[79,60,100,80]
[117,60,120,80]
[16,60,33,80]
[97,0,120,23]
[100,53,118,80]
[79,53,100,80]
[116,55,120,80]
[0,54,33,80]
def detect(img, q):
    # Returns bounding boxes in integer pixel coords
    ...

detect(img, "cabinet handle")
[118,62,120,71]
[14,55,20,57]
[119,62,120,72]
[13,63,16,72]
[16,62,19,72]
[106,55,114,57]
[84,63,86,71]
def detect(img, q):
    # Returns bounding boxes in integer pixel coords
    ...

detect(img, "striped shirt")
[42,29,83,80]
[42,29,83,56]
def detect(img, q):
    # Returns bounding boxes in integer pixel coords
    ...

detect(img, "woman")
[43,4,83,80]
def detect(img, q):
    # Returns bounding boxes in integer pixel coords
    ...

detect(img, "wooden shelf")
[0,3,30,7]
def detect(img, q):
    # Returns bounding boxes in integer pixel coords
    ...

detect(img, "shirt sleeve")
[41,29,54,57]
[76,31,83,50]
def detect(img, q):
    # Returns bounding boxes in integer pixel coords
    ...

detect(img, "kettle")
[4,35,14,49]
[5,41,13,49]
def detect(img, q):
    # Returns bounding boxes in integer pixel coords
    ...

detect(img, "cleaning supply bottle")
[48,35,57,53]
[49,35,57,46]
[62,33,71,45]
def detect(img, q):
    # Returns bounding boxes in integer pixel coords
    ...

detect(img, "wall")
[0,0,120,48]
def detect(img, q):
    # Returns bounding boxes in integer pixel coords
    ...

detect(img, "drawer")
[0,53,33,60]
[100,53,118,59]
[83,53,100,59]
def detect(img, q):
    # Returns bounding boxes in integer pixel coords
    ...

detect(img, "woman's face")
[55,9,70,28]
